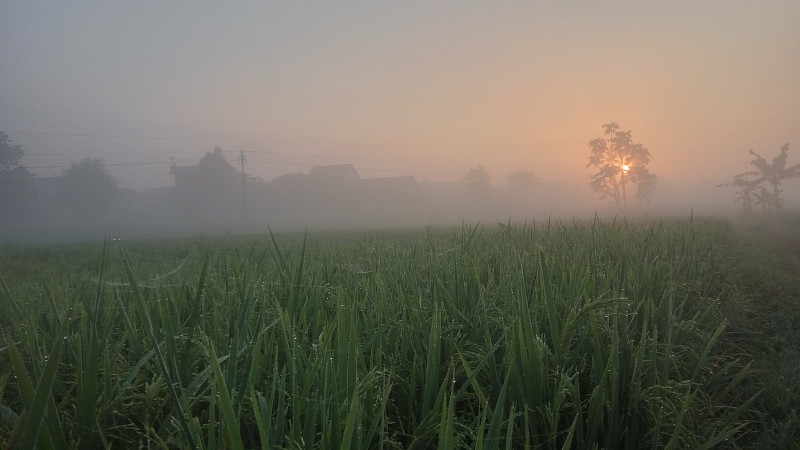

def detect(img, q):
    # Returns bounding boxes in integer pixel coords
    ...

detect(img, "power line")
[5,128,585,148]
[8,130,247,143]
[11,125,585,181]
[24,150,210,156]
[0,122,337,142]
[8,126,588,176]
[26,161,176,169]
[24,153,571,179]
[246,158,460,177]
[23,146,517,174]
[244,148,466,168]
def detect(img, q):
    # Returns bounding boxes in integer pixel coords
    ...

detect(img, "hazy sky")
[1,2,798,190]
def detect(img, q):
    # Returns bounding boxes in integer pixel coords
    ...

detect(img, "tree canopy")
[720,143,800,213]
[0,132,34,213]
[61,157,118,216]
[507,169,539,190]
[464,165,491,194]
[1,132,27,173]
[587,123,655,210]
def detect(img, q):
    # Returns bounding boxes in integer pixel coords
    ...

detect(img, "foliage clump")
[0,132,33,214]
[720,144,800,213]
[61,156,118,216]
[587,123,656,210]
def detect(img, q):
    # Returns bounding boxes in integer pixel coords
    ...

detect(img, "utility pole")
[238,149,248,229]
[169,156,176,186]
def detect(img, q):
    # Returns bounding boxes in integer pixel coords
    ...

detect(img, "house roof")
[169,148,241,190]
[308,164,360,183]
[360,175,418,189]
[267,172,306,184]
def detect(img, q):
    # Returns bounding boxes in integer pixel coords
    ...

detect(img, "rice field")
[1,217,799,449]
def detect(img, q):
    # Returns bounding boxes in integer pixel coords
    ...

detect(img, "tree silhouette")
[741,144,799,211]
[728,177,757,214]
[61,157,118,217]
[587,123,655,210]
[720,144,800,213]
[0,132,33,214]
[507,169,539,190]
[752,186,773,213]
[464,165,491,194]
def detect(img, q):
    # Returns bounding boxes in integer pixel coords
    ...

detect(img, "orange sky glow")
[1,2,798,196]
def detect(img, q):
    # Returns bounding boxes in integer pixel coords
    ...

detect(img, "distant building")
[252,163,422,227]
[170,146,241,194]
[169,147,245,223]
[307,164,361,185]
[360,175,418,193]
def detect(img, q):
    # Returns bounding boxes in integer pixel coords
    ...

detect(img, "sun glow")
[622,164,630,173]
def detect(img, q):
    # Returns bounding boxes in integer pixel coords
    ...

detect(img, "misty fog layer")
[4,142,800,243]
[1,3,799,241]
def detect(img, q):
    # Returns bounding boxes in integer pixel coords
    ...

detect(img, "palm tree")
[752,186,774,212]
[719,143,800,214]
[726,178,756,214]
[737,144,800,212]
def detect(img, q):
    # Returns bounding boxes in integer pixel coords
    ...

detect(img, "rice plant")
[0,217,796,448]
